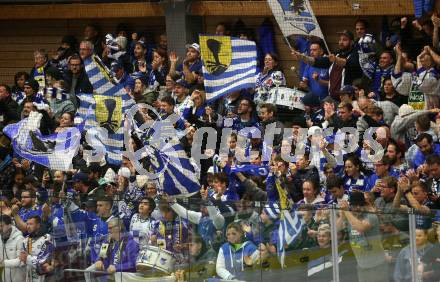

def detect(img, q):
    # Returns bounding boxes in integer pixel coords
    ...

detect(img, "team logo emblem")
[200,36,232,76]
[94,95,122,134]
[276,0,316,33]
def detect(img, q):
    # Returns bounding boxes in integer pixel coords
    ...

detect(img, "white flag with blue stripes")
[278,209,304,267]
[3,112,81,171]
[124,110,201,197]
[76,55,135,165]
[200,36,257,102]
[150,140,200,197]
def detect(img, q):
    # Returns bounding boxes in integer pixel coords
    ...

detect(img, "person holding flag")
[291,30,363,101]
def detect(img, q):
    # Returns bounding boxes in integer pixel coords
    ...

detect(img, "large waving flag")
[267,0,325,40]
[77,55,135,165]
[149,140,200,197]
[124,111,201,197]
[200,35,257,102]
[3,112,81,171]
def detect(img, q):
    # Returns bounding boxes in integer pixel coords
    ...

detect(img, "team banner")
[200,35,257,102]
[3,112,82,171]
[78,55,136,165]
[267,0,325,40]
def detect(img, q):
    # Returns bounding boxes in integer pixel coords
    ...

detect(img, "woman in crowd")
[216,222,266,280]
[380,78,407,107]
[296,180,326,206]
[147,48,168,90]
[255,52,286,93]
[54,112,74,133]
[11,71,29,100]
[132,76,158,106]
[183,88,206,127]
[342,155,368,193]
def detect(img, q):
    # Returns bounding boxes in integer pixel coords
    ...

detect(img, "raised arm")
[170,201,202,224]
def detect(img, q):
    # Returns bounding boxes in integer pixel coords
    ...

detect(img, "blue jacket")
[96,234,139,272]
[218,241,258,280]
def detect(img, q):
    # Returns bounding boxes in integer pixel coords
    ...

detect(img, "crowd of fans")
[0,14,440,282]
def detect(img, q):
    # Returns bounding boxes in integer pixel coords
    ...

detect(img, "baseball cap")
[185,43,200,53]
[175,78,189,88]
[24,79,40,92]
[301,92,321,107]
[111,60,124,72]
[72,172,88,183]
[337,30,354,41]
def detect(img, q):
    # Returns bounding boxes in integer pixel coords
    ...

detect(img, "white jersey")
[22,233,53,282]
[129,214,157,246]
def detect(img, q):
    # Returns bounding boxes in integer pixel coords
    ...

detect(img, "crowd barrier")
[1,197,438,282]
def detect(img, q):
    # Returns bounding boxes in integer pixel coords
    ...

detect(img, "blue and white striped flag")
[76,55,136,165]
[3,112,82,171]
[142,139,200,197]
[14,88,68,105]
[278,209,304,267]
[200,36,257,102]
[123,109,200,197]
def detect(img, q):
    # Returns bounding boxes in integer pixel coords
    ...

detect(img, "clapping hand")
[398,176,410,193]
[169,51,179,64]
[339,200,349,210]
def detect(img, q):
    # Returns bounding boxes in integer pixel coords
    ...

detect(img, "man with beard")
[227,98,259,132]
[0,214,26,282]
[169,43,202,86]
[385,140,408,174]
[20,215,54,282]
[131,40,148,73]
[412,133,440,168]
[259,103,284,150]
[11,190,42,234]
[292,30,363,100]
[63,54,93,109]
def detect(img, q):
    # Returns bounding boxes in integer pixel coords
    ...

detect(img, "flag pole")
[283,36,294,51]
[322,38,331,55]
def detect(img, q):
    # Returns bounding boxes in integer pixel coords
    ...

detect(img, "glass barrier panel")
[1,197,439,282]
[335,206,411,282]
